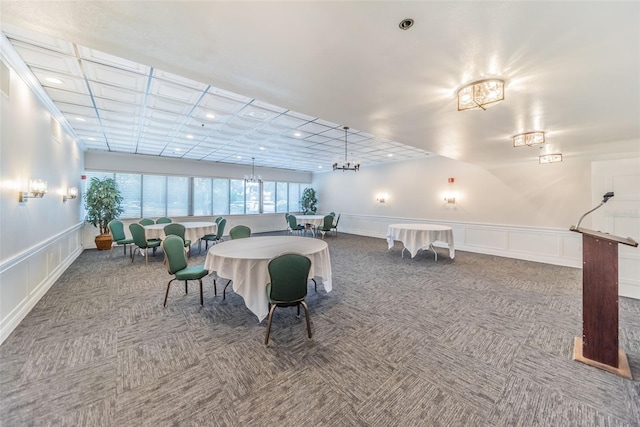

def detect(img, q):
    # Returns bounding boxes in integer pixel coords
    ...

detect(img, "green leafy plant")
[84,177,124,235]
[300,187,318,214]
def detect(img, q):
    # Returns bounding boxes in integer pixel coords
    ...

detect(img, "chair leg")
[164,278,176,306]
[198,279,203,306]
[223,280,232,300]
[301,301,312,339]
[264,304,277,345]
[311,278,317,292]
[123,244,127,256]
[213,279,217,296]
[185,280,188,295]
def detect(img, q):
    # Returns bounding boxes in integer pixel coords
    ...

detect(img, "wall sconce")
[63,186,78,202]
[513,131,545,147]
[376,193,388,204]
[457,79,505,111]
[539,153,563,164]
[19,179,47,203]
[444,177,456,204]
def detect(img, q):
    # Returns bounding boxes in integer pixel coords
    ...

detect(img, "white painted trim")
[0,224,84,344]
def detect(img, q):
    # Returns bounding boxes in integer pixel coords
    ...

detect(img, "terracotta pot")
[95,234,113,250]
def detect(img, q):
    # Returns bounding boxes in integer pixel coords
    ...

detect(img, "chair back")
[214,216,224,225]
[329,212,336,217]
[287,214,299,230]
[216,218,226,239]
[164,223,186,240]
[129,223,148,247]
[161,235,188,274]
[268,253,311,303]
[230,225,251,240]
[322,215,334,229]
[108,220,126,241]
[139,218,154,226]
[156,217,172,224]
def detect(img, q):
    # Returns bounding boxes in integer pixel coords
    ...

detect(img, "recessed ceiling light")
[87,137,96,141]
[175,148,182,152]
[387,154,393,157]
[237,155,242,159]
[318,165,323,169]
[45,77,63,84]
[186,135,194,139]
[206,113,216,119]
[399,18,414,31]
[294,132,302,137]
[75,117,86,122]
[259,146,265,150]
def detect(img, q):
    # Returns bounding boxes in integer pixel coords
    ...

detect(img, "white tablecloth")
[204,236,332,321]
[294,215,327,227]
[387,223,455,259]
[144,221,216,243]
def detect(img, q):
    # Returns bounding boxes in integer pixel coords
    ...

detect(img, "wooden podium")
[570,226,637,379]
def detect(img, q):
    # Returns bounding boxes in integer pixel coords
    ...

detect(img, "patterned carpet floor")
[1,232,639,426]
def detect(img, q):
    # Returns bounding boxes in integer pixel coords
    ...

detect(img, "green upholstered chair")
[161,235,211,307]
[229,225,251,240]
[139,218,154,226]
[287,214,304,236]
[200,218,226,252]
[164,223,191,256]
[156,217,172,224]
[264,253,313,345]
[329,212,336,217]
[331,213,341,237]
[108,220,134,258]
[214,216,224,225]
[129,223,161,265]
[317,215,335,239]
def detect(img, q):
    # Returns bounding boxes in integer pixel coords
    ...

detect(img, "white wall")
[312,154,640,299]
[0,61,85,343]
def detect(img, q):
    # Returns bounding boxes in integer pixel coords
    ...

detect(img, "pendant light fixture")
[333,127,360,172]
[244,157,262,183]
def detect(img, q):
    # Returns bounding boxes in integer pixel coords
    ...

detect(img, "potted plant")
[84,177,124,250]
[300,187,318,215]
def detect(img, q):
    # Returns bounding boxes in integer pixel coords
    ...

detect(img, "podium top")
[570,226,638,247]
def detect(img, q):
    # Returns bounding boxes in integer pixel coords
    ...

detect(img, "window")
[229,179,245,215]
[263,181,276,213]
[116,174,141,218]
[193,177,212,216]
[85,170,309,217]
[212,178,229,215]
[288,183,301,212]
[142,175,167,217]
[276,182,288,213]
[167,176,189,216]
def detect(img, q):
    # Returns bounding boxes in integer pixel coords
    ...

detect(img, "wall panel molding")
[0,223,84,344]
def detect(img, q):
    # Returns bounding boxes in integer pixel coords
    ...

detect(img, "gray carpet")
[1,232,639,426]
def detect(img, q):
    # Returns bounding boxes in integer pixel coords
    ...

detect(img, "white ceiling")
[1,1,639,171]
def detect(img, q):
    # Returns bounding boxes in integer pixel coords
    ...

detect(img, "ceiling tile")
[11,42,82,75]
[77,46,150,74]
[82,61,148,91]
[90,82,145,104]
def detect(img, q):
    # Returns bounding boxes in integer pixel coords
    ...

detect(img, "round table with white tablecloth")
[204,236,332,321]
[386,223,455,261]
[143,221,216,243]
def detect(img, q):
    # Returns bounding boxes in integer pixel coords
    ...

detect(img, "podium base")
[572,337,632,379]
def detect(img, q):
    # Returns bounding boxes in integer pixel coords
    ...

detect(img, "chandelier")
[333,127,360,172]
[457,79,505,111]
[244,157,262,183]
[513,131,545,147]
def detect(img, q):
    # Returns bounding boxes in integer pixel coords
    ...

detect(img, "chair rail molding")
[0,222,84,344]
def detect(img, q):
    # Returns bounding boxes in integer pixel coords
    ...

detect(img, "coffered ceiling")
[1,1,638,171]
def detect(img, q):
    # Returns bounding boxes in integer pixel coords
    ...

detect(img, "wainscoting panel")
[508,230,560,257]
[0,223,84,344]
[465,227,508,251]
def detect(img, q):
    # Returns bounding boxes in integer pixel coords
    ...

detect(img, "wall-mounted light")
[513,131,545,147]
[457,79,505,111]
[376,193,388,203]
[19,179,47,203]
[539,153,563,164]
[63,186,78,202]
[444,177,456,204]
